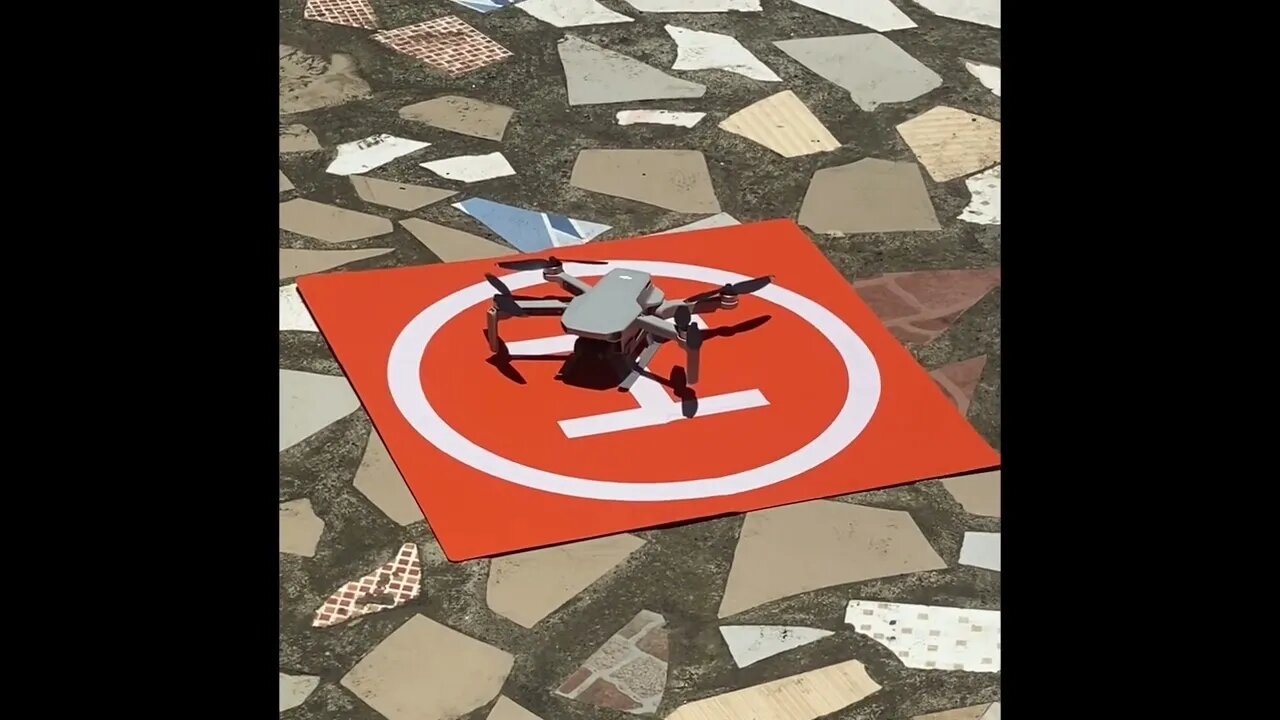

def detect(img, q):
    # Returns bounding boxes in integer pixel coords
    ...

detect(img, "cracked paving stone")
[897,106,1001,182]
[799,158,939,233]
[556,610,667,715]
[517,0,635,27]
[915,703,999,720]
[719,90,839,158]
[939,470,1000,518]
[279,198,394,244]
[487,533,645,628]
[341,614,514,720]
[400,218,516,261]
[486,696,544,720]
[279,498,325,557]
[959,532,1000,572]
[788,0,917,31]
[719,625,834,668]
[279,247,394,281]
[279,283,318,333]
[570,149,720,214]
[280,673,320,712]
[353,431,424,526]
[853,268,1000,344]
[350,176,455,211]
[279,369,360,452]
[666,24,780,82]
[912,0,1000,29]
[558,34,706,106]
[279,170,294,193]
[399,96,515,141]
[719,500,946,617]
[279,44,372,115]
[280,123,321,153]
[774,33,942,111]
[665,658,880,720]
[930,355,987,416]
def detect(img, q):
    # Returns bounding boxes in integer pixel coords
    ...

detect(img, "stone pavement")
[279,2,1000,718]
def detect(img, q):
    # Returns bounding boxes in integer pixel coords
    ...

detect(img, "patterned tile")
[853,268,1001,344]
[896,106,1001,182]
[304,0,379,29]
[453,197,611,252]
[556,610,668,715]
[843,600,1001,672]
[372,17,513,76]
[449,0,519,12]
[930,355,987,416]
[960,165,1001,225]
[312,543,422,628]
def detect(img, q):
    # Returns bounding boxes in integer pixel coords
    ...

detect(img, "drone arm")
[511,299,570,316]
[548,271,592,296]
[634,316,701,386]
[653,298,725,320]
[633,315,681,342]
[487,300,568,353]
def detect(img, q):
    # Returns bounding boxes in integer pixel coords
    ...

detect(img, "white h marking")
[503,315,770,439]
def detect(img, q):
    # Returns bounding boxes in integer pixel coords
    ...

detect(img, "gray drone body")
[483,256,773,390]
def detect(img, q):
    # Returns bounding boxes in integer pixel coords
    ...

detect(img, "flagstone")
[719,625,834,668]
[279,369,360,452]
[897,106,1001,182]
[421,152,516,183]
[280,673,321,712]
[853,268,1001,344]
[787,0,917,31]
[558,35,706,106]
[666,25,780,82]
[915,703,996,720]
[279,170,294,193]
[721,90,839,158]
[940,470,1000,518]
[350,176,456,211]
[665,659,880,720]
[281,123,321,153]
[280,248,394,281]
[959,165,1000,225]
[279,499,325,557]
[326,134,431,177]
[400,218,516,261]
[279,284,318,332]
[912,0,1000,29]
[799,158,939,233]
[280,44,372,115]
[487,533,645,628]
[280,199,394,244]
[341,614,514,720]
[399,96,515,141]
[964,60,1001,97]
[959,531,1000,571]
[718,500,946,617]
[353,431,424,526]
[774,34,942,111]
[571,149,720,214]
[487,696,544,720]
[930,355,987,416]
[518,0,634,27]
[555,610,668,715]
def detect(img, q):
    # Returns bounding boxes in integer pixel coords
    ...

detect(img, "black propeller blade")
[685,323,704,350]
[493,294,528,317]
[686,275,774,303]
[484,272,513,296]
[496,255,609,271]
[673,305,692,334]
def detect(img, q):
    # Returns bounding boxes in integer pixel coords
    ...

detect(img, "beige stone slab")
[342,615,514,720]
[280,45,372,115]
[280,248,394,281]
[487,696,544,720]
[400,218,515,261]
[718,500,946,617]
[399,96,515,141]
[279,498,325,557]
[719,90,840,158]
[914,703,992,720]
[351,176,456,211]
[664,658,880,720]
[281,123,322,153]
[354,431,423,526]
[280,369,360,452]
[280,198,394,244]
[897,106,1001,182]
[487,533,645,628]
[280,673,320,712]
[571,149,720,214]
[799,158,940,234]
[279,170,294,192]
[940,470,1000,517]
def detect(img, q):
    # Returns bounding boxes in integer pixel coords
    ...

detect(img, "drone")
[483,255,773,391]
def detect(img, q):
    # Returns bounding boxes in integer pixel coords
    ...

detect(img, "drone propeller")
[485,272,513,296]
[492,294,528,317]
[496,256,610,272]
[686,275,774,303]
[685,322,704,350]
[673,305,692,335]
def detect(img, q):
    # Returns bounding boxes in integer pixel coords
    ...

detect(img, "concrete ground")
[280,2,1000,719]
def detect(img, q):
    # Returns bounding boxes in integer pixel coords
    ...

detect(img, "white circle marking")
[387,261,881,502]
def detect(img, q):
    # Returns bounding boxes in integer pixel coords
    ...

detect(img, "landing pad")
[297,219,1000,561]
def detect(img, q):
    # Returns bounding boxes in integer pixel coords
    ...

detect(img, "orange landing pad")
[298,219,1000,561]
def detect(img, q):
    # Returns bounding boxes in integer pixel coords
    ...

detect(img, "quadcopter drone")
[483,255,773,391]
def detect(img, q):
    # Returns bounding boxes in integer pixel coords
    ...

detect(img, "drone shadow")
[482,315,772,399]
